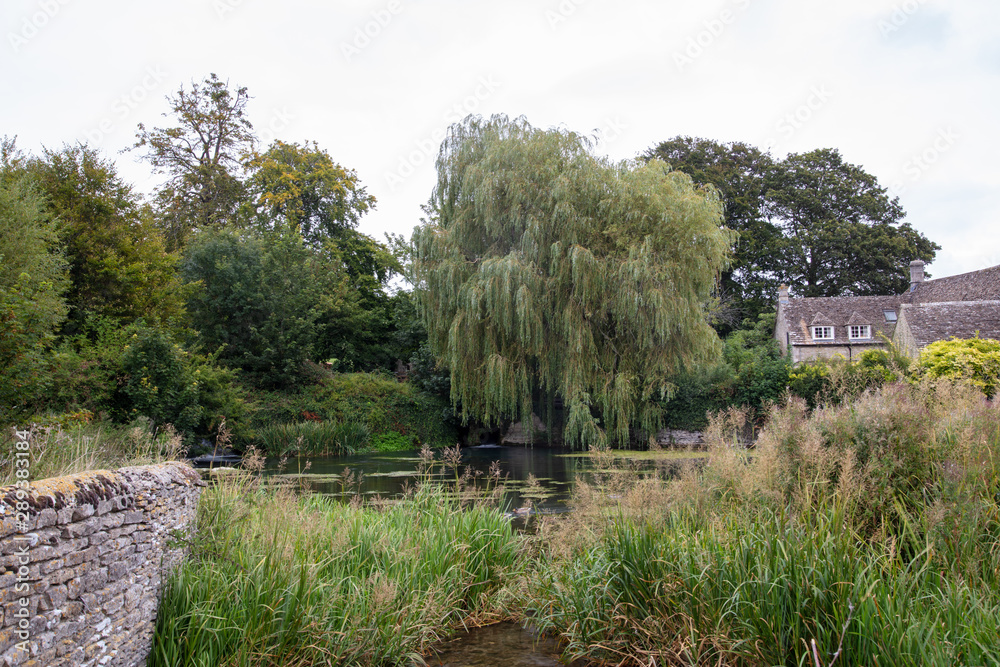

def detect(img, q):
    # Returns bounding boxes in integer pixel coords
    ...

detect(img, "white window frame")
[811,326,834,340]
[849,325,871,340]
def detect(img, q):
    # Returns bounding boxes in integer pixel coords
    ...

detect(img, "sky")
[2,0,998,282]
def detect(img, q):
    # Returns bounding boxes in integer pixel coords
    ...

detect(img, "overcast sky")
[3,0,998,281]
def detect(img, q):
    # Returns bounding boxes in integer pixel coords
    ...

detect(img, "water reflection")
[420,622,567,667]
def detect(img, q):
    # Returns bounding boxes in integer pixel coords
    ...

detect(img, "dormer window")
[812,326,834,340]
[849,325,871,340]
[883,309,897,322]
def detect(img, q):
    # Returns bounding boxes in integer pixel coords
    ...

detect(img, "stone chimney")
[909,260,925,292]
[778,284,789,304]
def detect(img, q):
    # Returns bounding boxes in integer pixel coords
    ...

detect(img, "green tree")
[182,228,357,387]
[132,73,254,250]
[644,138,939,320]
[768,148,939,297]
[644,137,779,328]
[243,140,376,245]
[25,144,184,334]
[0,148,69,417]
[414,116,733,448]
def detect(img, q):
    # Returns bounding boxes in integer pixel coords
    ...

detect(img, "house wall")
[0,462,203,667]
[790,343,885,364]
[774,303,791,356]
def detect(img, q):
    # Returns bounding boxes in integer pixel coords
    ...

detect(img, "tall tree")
[644,138,939,318]
[414,116,733,448]
[644,137,779,328]
[242,140,376,246]
[26,144,184,334]
[767,148,938,297]
[131,73,254,250]
[0,139,69,416]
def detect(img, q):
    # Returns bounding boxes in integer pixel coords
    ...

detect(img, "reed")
[529,380,1000,666]
[253,420,370,455]
[150,470,530,667]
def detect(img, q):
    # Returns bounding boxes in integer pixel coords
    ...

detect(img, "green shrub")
[248,372,457,449]
[917,336,1000,398]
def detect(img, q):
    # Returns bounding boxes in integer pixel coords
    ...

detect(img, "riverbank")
[151,380,1000,666]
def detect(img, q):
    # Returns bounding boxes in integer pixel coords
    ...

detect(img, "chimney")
[909,260,925,292]
[778,284,789,304]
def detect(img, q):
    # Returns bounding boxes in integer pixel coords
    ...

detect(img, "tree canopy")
[644,137,939,326]
[414,116,733,448]
[131,73,254,249]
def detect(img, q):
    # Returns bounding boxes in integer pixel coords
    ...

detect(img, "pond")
[262,444,704,515]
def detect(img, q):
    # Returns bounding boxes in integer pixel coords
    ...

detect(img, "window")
[883,309,897,322]
[849,325,871,340]
[812,326,834,340]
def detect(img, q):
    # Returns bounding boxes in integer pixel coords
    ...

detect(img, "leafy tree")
[768,149,939,297]
[182,228,358,388]
[132,73,254,249]
[0,150,69,417]
[25,144,184,334]
[242,140,376,245]
[644,137,779,328]
[414,115,733,448]
[644,138,939,322]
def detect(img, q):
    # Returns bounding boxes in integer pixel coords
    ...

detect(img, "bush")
[248,372,457,449]
[917,336,1000,398]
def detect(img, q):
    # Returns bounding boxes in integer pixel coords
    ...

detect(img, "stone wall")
[0,462,204,667]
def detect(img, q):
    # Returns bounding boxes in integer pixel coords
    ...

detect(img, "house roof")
[779,295,901,346]
[907,264,1000,303]
[898,301,1000,349]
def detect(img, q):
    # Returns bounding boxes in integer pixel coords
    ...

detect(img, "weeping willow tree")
[413,115,733,448]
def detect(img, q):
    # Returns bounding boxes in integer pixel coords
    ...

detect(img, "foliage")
[131,73,254,249]
[182,228,350,387]
[645,137,939,325]
[0,163,68,419]
[150,479,528,667]
[917,336,1000,398]
[644,136,778,329]
[662,313,791,429]
[788,346,911,408]
[768,148,939,297]
[0,419,185,485]
[529,380,1000,666]
[253,420,370,456]
[415,115,733,448]
[24,144,185,334]
[114,323,245,441]
[242,139,377,245]
[248,373,458,449]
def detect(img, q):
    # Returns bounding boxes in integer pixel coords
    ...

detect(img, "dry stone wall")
[0,462,204,667]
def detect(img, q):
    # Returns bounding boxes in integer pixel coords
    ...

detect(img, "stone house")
[775,260,1000,362]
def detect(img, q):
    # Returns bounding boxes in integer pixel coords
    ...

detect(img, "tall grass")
[0,419,184,485]
[150,469,530,667]
[253,420,370,455]
[529,380,1000,666]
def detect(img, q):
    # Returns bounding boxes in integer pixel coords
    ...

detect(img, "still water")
[261,444,698,665]
[263,444,697,514]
